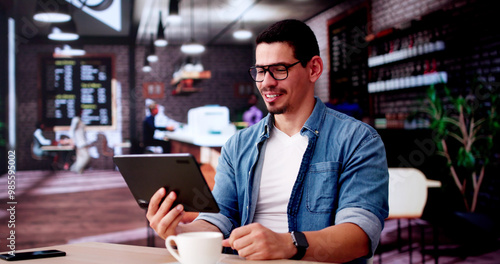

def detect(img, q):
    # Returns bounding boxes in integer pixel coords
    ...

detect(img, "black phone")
[0,250,66,261]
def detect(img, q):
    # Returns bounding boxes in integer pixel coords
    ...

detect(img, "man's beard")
[267,103,287,115]
[261,88,288,115]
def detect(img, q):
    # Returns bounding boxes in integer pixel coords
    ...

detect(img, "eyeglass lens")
[249,61,301,82]
[249,65,289,82]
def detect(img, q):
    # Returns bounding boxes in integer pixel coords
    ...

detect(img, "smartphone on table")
[0,250,66,261]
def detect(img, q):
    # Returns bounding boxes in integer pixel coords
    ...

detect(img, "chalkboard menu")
[39,55,114,127]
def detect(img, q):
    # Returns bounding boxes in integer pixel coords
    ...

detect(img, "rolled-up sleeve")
[336,207,383,256]
[335,130,389,257]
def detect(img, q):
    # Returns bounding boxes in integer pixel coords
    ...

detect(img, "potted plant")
[424,79,499,212]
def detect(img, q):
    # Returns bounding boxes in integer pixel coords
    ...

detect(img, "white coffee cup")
[165,232,223,264]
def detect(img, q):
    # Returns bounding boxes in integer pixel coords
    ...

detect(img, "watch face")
[292,231,309,248]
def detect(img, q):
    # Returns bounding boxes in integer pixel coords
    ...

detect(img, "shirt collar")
[301,97,325,137]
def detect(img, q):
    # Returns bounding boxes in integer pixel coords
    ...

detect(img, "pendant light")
[142,53,152,72]
[147,34,159,62]
[54,44,85,56]
[181,0,205,55]
[48,18,79,41]
[167,0,182,24]
[154,11,168,47]
[181,41,205,54]
[233,21,252,40]
[33,0,71,23]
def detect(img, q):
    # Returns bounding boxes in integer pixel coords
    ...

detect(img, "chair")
[31,142,47,161]
[388,168,428,219]
[379,168,439,264]
[31,142,58,170]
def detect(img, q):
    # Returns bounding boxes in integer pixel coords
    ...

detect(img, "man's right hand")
[146,188,185,239]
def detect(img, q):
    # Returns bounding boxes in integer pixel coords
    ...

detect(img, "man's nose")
[261,70,278,87]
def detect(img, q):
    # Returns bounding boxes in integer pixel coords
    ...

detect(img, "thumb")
[222,239,231,248]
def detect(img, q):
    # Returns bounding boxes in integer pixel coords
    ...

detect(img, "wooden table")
[2,242,322,263]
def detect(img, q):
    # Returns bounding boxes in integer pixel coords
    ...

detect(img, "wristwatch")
[290,231,309,260]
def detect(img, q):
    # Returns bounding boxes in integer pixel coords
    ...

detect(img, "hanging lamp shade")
[181,40,205,54]
[181,0,205,55]
[54,44,86,56]
[33,0,71,23]
[167,0,181,24]
[48,18,79,41]
[154,11,168,47]
[233,21,252,40]
[233,28,252,40]
[142,53,152,72]
[147,35,159,62]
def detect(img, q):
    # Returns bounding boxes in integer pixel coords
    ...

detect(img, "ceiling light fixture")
[233,28,252,40]
[147,34,159,62]
[181,0,205,55]
[233,29,252,40]
[33,0,71,23]
[54,44,86,56]
[48,18,79,41]
[181,41,205,54]
[167,0,182,24]
[233,20,252,40]
[142,54,152,72]
[154,11,168,47]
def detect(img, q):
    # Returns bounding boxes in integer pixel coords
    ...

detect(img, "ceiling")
[6,0,339,46]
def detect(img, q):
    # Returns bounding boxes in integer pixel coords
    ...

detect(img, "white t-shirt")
[253,126,309,233]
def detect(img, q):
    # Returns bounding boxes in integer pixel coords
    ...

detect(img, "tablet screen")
[113,153,219,213]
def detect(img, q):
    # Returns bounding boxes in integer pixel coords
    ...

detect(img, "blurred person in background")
[69,112,90,174]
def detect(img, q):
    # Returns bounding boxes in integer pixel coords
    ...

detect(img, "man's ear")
[308,55,323,82]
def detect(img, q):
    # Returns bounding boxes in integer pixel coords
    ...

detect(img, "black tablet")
[113,153,219,213]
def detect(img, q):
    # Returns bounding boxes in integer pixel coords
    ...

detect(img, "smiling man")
[147,19,389,264]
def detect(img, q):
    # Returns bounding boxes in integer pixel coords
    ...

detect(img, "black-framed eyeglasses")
[248,61,302,82]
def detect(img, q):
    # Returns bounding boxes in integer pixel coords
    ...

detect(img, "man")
[69,114,90,174]
[147,19,388,263]
[32,122,71,169]
[143,101,177,153]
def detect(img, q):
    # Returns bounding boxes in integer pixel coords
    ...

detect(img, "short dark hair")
[147,101,157,113]
[256,19,320,66]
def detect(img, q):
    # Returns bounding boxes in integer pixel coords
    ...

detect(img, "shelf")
[170,70,211,85]
[171,87,202,96]
[170,70,211,96]
[368,71,447,93]
[368,41,445,68]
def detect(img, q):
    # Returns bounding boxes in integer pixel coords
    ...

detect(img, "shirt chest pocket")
[305,161,341,213]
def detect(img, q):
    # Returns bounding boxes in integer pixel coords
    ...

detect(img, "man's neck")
[274,98,316,136]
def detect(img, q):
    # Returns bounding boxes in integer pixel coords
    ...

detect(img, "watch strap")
[290,231,308,260]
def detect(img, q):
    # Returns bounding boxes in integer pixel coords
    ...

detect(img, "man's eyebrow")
[255,62,287,67]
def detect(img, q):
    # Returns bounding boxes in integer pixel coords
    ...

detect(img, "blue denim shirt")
[197,98,389,263]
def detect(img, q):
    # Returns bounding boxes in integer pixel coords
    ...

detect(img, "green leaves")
[422,78,500,212]
[457,147,475,169]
